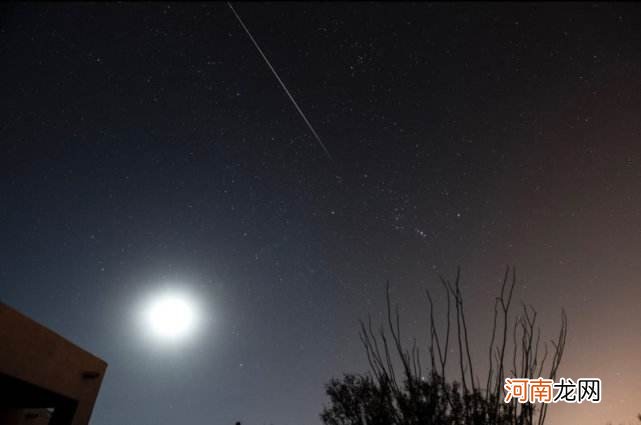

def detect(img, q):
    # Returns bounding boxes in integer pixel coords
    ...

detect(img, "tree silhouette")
[321,267,567,425]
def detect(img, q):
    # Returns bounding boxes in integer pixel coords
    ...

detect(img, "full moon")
[142,291,200,342]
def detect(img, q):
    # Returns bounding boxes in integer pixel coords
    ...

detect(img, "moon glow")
[142,291,200,343]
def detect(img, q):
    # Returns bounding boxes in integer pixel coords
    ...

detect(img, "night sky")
[2,2,641,425]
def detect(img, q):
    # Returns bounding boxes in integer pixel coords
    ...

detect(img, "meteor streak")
[227,2,332,159]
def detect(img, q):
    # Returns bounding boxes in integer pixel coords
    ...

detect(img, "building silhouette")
[0,303,107,425]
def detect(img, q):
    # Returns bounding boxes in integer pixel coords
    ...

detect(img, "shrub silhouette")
[321,267,567,425]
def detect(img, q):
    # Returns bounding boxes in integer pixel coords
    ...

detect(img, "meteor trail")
[227,2,332,160]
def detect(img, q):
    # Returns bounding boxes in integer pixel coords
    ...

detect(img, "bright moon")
[143,292,200,342]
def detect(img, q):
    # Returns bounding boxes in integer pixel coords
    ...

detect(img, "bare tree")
[321,267,567,425]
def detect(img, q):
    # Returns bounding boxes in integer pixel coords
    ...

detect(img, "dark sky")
[2,2,641,425]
